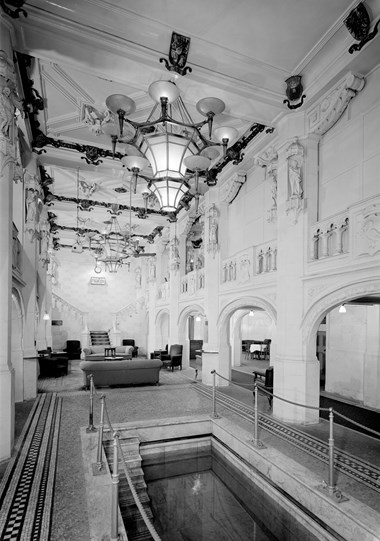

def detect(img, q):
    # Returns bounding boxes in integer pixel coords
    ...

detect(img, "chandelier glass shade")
[148,178,189,213]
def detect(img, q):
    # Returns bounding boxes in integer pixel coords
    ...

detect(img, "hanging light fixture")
[103,33,242,214]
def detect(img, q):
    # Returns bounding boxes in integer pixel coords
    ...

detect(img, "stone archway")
[11,287,24,402]
[178,303,205,368]
[155,309,170,350]
[303,278,380,410]
[210,296,276,385]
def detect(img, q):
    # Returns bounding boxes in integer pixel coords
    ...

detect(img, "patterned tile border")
[0,393,62,540]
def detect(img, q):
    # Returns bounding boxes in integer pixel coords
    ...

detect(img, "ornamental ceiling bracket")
[307,72,365,137]
[219,172,247,204]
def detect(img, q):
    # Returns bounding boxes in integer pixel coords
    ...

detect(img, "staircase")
[104,437,155,541]
[90,331,110,345]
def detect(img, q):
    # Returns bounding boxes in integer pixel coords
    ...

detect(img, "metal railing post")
[328,407,335,494]
[86,374,97,433]
[110,432,120,541]
[96,395,105,470]
[211,370,219,418]
[251,383,265,448]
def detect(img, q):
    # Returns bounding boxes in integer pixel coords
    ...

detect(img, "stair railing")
[85,382,161,540]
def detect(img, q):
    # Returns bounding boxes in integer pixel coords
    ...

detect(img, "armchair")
[122,339,139,358]
[64,340,81,360]
[253,366,274,407]
[160,344,183,371]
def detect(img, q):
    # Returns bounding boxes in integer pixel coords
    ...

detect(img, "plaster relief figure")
[240,256,251,282]
[286,138,304,199]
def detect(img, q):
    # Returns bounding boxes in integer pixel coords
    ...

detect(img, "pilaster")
[0,17,17,460]
[274,117,320,424]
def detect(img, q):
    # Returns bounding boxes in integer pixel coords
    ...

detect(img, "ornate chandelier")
[102,49,239,213]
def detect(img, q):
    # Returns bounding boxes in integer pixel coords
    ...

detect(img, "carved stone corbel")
[219,172,247,204]
[307,72,365,136]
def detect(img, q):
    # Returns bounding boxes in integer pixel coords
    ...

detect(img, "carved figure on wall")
[149,258,156,281]
[47,252,59,285]
[270,173,278,207]
[207,204,219,257]
[286,138,304,199]
[0,72,22,140]
[288,155,303,197]
[240,256,251,282]
[135,267,142,288]
[25,188,39,236]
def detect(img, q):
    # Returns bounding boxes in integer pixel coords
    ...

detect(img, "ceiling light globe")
[184,155,211,171]
[196,97,225,117]
[101,121,119,137]
[214,126,239,144]
[148,80,180,104]
[106,94,136,115]
[121,156,150,171]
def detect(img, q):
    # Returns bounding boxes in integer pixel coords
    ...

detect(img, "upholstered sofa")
[82,345,134,361]
[79,358,163,388]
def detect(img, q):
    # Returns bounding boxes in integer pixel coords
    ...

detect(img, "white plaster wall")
[326,305,369,402]
[319,65,380,219]
[51,250,146,349]
[226,166,276,257]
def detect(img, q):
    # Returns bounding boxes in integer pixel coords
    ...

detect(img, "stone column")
[202,194,228,386]
[0,15,18,460]
[274,117,320,425]
[168,221,181,350]
[22,164,41,399]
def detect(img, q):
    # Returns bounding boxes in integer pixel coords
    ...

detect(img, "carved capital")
[307,72,365,136]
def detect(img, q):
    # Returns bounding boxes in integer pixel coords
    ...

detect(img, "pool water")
[143,445,327,541]
[147,469,274,540]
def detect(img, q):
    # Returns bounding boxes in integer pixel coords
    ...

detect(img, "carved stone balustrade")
[310,212,349,261]
[180,269,205,297]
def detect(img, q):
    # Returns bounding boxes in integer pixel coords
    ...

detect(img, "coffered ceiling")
[11,0,380,256]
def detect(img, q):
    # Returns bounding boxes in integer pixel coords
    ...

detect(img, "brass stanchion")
[110,432,120,541]
[328,407,335,494]
[86,374,97,433]
[318,407,348,502]
[211,370,220,418]
[251,383,266,448]
[96,395,105,470]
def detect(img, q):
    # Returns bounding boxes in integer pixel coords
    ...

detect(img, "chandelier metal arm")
[121,112,209,134]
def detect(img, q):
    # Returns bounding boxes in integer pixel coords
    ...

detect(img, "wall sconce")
[339,304,346,313]
[43,312,50,320]
[248,310,254,317]
[195,315,202,322]
[283,75,306,110]
[344,2,380,54]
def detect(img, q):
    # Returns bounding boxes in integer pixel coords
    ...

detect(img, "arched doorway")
[216,296,276,385]
[178,304,206,370]
[303,279,380,412]
[155,309,170,351]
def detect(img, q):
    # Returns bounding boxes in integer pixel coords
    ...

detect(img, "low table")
[104,356,124,361]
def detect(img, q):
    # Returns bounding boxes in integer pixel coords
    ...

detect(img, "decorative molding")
[302,279,380,346]
[307,72,365,136]
[355,203,380,257]
[219,172,247,204]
